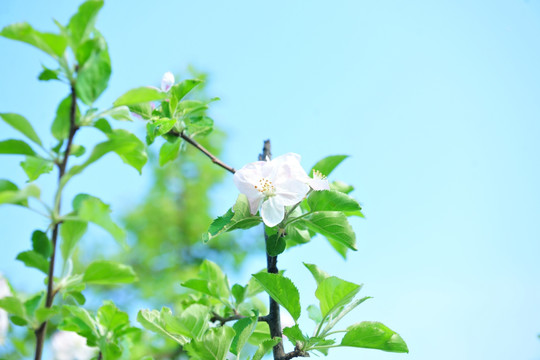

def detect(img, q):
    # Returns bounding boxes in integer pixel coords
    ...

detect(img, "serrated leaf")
[60,220,88,260]
[162,304,210,340]
[310,155,348,177]
[16,250,49,274]
[68,0,104,49]
[0,296,26,319]
[113,87,166,107]
[307,305,323,323]
[282,324,306,346]
[73,194,126,246]
[184,326,236,360]
[0,113,42,146]
[0,183,40,206]
[97,300,129,337]
[137,308,189,345]
[252,273,301,321]
[76,43,111,105]
[171,79,202,103]
[51,95,80,141]
[83,260,137,284]
[266,234,286,256]
[252,337,281,360]
[307,190,362,213]
[341,321,408,353]
[158,137,181,166]
[231,316,258,356]
[315,276,361,317]
[203,194,261,242]
[0,139,36,156]
[301,211,357,252]
[303,263,330,285]
[0,22,67,57]
[31,230,51,258]
[20,156,54,182]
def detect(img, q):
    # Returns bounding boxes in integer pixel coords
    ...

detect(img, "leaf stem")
[34,82,79,360]
[170,129,236,174]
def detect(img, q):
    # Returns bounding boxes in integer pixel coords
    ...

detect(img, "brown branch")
[282,344,310,360]
[257,140,286,360]
[34,83,79,360]
[210,311,267,326]
[170,130,236,174]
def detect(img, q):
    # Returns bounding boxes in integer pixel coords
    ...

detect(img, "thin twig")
[170,130,236,174]
[34,83,79,360]
[210,311,267,326]
[282,343,310,360]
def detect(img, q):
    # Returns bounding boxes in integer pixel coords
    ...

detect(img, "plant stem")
[257,140,286,360]
[34,83,79,360]
[171,130,236,174]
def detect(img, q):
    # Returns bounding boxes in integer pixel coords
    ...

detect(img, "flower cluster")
[233,153,329,227]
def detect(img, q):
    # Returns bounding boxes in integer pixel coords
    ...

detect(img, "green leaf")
[97,106,132,121]
[315,276,361,317]
[0,113,42,146]
[0,22,67,58]
[70,144,86,157]
[232,284,246,305]
[203,194,262,242]
[231,316,258,356]
[307,305,323,323]
[252,272,301,321]
[158,137,181,166]
[171,79,202,103]
[310,155,348,177]
[60,305,98,341]
[307,190,362,213]
[24,292,44,319]
[60,220,88,260]
[38,66,60,81]
[301,211,357,251]
[0,139,36,156]
[97,300,129,337]
[303,263,329,285]
[137,308,189,345]
[16,250,48,274]
[266,234,286,256]
[282,324,306,346]
[68,0,104,49]
[0,183,40,206]
[341,321,408,353]
[184,326,236,360]
[252,338,281,360]
[283,221,311,247]
[113,87,166,107]
[147,118,177,144]
[83,260,137,284]
[51,95,79,141]
[73,194,126,245]
[20,156,54,182]
[162,304,210,340]
[185,116,213,137]
[0,296,26,319]
[331,180,354,194]
[76,44,111,105]
[198,259,230,300]
[31,230,51,258]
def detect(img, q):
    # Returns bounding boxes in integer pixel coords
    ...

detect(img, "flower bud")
[160,71,175,92]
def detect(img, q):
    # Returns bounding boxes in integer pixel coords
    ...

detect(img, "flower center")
[313,169,327,180]
[254,177,276,196]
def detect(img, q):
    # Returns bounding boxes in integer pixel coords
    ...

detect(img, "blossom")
[51,331,97,360]
[304,169,330,191]
[233,153,310,227]
[160,71,175,92]
[0,274,11,345]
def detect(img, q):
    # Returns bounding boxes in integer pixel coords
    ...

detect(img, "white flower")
[305,169,330,191]
[233,153,310,227]
[160,71,175,92]
[0,275,11,345]
[51,331,97,360]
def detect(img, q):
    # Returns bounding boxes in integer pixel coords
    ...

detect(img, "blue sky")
[1,1,540,359]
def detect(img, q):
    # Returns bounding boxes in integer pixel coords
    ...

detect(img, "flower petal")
[261,196,285,227]
[233,161,266,199]
[307,177,330,191]
[247,194,264,215]
[161,71,175,92]
[276,179,310,206]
